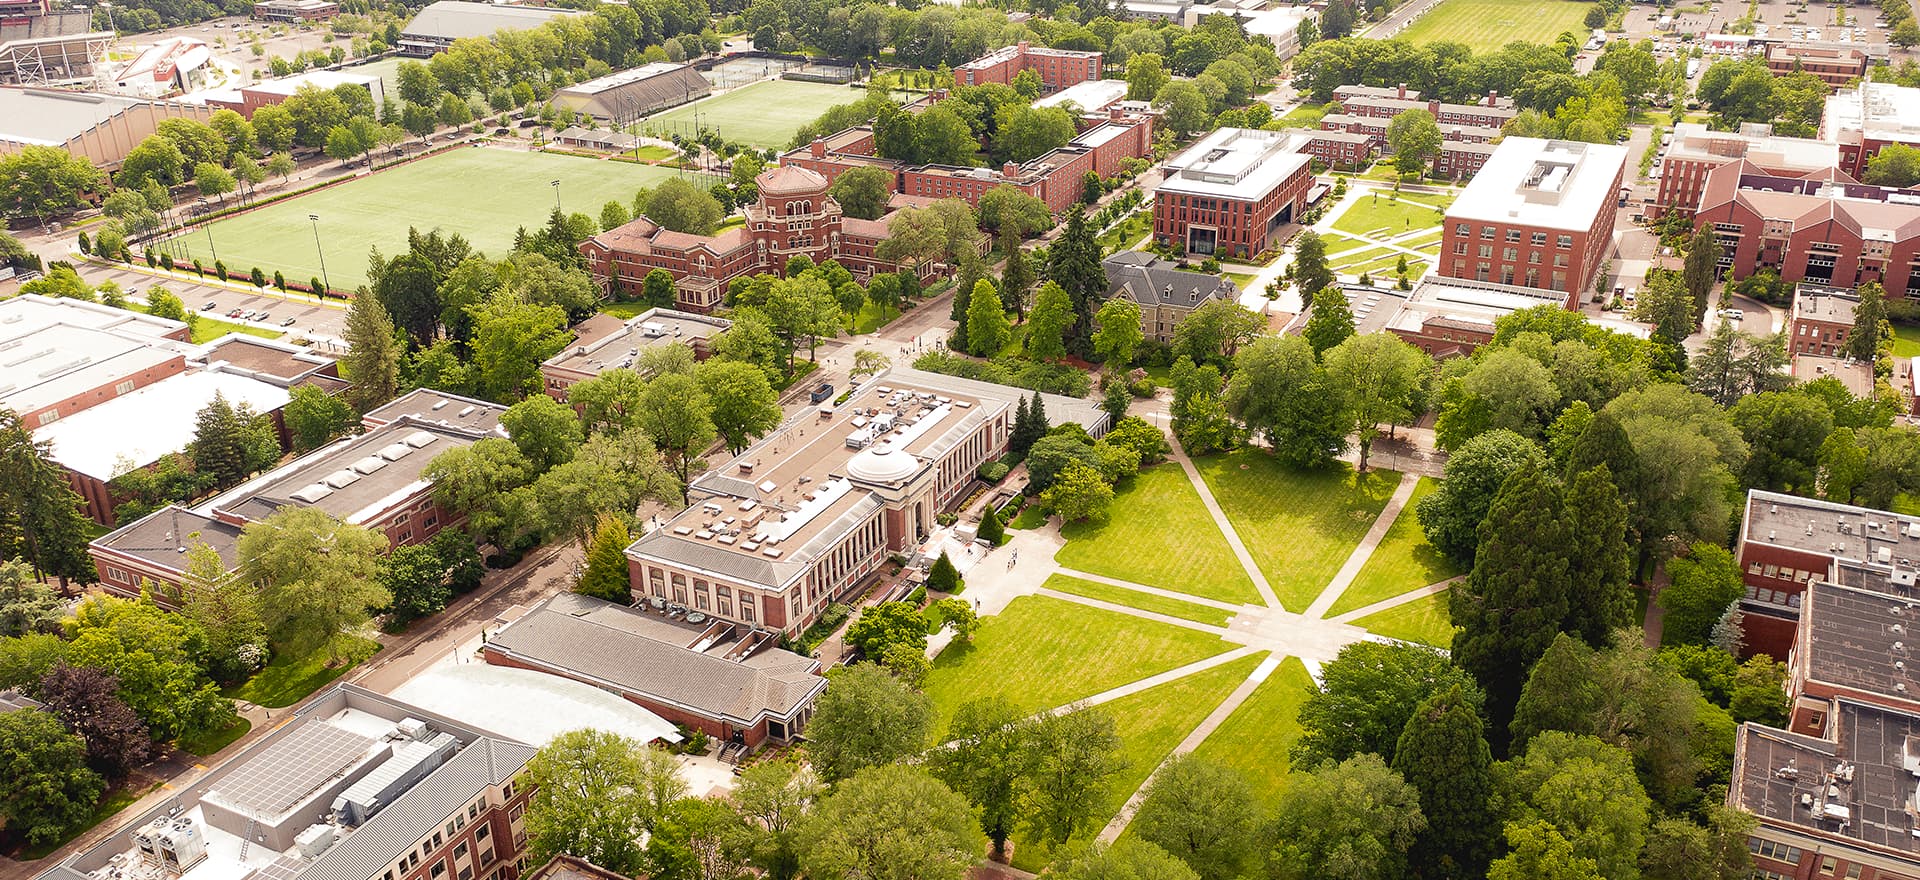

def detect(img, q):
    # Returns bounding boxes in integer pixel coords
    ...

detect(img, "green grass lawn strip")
[1194,450,1401,612]
[1006,652,1268,872]
[224,634,379,708]
[190,317,284,344]
[1355,590,1458,647]
[1319,233,1371,255]
[1042,574,1234,626]
[197,148,687,290]
[1394,0,1592,51]
[1057,464,1259,604]
[1893,324,1920,358]
[638,79,868,149]
[1328,477,1461,616]
[922,595,1234,738]
[1186,655,1316,806]
[1273,103,1329,128]
[176,715,252,757]
[1332,195,1451,238]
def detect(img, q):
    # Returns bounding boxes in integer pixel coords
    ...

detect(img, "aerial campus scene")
[2,0,1920,876]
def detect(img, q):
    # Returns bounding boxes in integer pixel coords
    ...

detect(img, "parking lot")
[117,15,354,85]
[76,263,349,344]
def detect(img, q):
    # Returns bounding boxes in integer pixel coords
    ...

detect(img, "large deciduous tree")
[1266,753,1427,880]
[1294,641,1485,768]
[237,507,390,662]
[525,729,684,876]
[1131,755,1260,880]
[927,697,1035,859]
[1226,336,1346,468]
[796,764,982,880]
[1324,332,1429,471]
[0,708,104,845]
[805,664,933,783]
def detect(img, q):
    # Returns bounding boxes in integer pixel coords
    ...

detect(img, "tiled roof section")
[757,165,827,195]
[297,738,536,880]
[485,593,825,725]
[93,504,245,574]
[1101,251,1237,308]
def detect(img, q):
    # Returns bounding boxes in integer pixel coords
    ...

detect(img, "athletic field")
[1394,0,1590,52]
[638,78,866,149]
[187,148,686,291]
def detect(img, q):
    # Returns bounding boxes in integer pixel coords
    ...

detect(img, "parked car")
[255,313,272,324]
[202,301,218,311]
[226,308,244,318]
[280,316,297,326]
[809,382,835,404]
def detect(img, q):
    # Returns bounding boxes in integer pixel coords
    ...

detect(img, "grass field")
[1273,103,1330,129]
[1320,232,1372,255]
[339,57,405,96]
[1328,478,1461,616]
[1042,574,1234,626]
[1195,451,1401,612]
[1332,193,1452,238]
[921,595,1234,737]
[1057,465,1260,604]
[1187,656,1315,806]
[191,317,283,345]
[640,79,867,149]
[1393,0,1593,51]
[176,716,251,756]
[1356,590,1457,647]
[1894,324,1920,358]
[224,635,379,708]
[193,148,687,290]
[1007,653,1268,872]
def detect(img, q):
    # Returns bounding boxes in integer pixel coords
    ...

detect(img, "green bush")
[977,461,1011,483]
[906,584,928,606]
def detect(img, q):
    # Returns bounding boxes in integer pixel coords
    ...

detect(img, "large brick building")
[1823,82,1920,179]
[622,367,1107,638]
[1100,251,1239,343]
[1439,137,1628,301]
[1691,160,1920,298]
[538,308,730,399]
[1766,42,1868,89]
[1329,84,1517,130]
[1152,127,1316,259]
[579,165,934,313]
[1651,122,1840,218]
[1787,284,1861,359]
[953,40,1101,93]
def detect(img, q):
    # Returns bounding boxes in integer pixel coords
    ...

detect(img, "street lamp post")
[198,199,217,264]
[308,213,331,296]
[550,179,561,215]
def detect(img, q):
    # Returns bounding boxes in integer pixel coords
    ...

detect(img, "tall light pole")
[308,213,330,296]
[198,199,217,264]
[550,179,561,215]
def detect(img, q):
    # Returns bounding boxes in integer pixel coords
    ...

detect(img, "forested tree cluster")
[1695,56,1832,137]
[1213,325,1430,469]
[1025,415,1167,521]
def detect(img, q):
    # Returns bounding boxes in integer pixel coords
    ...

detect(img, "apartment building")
[953,40,1101,93]
[1823,82,1920,179]
[1153,127,1315,259]
[1651,122,1840,218]
[1439,138,1628,301]
[1691,161,1920,298]
[1766,42,1867,89]
[1330,86,1517,130]
[1787,284,1861,359]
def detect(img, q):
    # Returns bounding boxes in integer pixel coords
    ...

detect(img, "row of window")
[1456,225,1576,248]
[648,569,759,623]
[1453,243,1572,268]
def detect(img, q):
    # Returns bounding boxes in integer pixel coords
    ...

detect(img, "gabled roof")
[1101,251,1237,309]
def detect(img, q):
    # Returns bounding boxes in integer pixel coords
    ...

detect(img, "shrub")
[214,260,228,281]
[977,461,1011,483]
[273,270,286,290]
[250,267,267,287]
[76,232,90,255]
[906,584,928,606]
[159,253,174,270]
[145,251,157,268]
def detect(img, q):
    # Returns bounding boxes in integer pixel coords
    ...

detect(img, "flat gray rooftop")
[0,87,150,146]
[1735,700,1920,855]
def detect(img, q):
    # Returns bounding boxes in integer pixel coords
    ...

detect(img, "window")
[431,863,447,880]
[1454,223,1469,235]
[36,410,57,426]
[1531,232,1547,245]
[1503,247,1518,261]
[476,823,490,840]
[116,379,135,394]
[1478,245,1492,258]
[1481,226,1495,239]
[1557,235,1573,248]
[1505,229,1521,242]
[454,843,469,859]
[1748,838,1802,864]
[106,565,130,583]
[1820,856,1836,875]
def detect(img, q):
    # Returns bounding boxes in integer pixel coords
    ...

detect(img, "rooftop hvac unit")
[395,718,429,740]
[332,730,457,827]
[133,816,208,874]
[294,823,339,858]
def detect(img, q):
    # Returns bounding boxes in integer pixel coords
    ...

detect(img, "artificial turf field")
[189,148,685,291]
[638,78,869,149]
[1393,0,1592,51]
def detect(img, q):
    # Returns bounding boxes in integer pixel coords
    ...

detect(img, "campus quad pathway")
[951,412,1462,848]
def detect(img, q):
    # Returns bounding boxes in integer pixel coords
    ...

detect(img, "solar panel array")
[208,723,378,817]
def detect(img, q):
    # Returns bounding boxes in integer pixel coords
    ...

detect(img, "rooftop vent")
[350,455,388,475]
[322,469,361,489]
[290,483,334,503]
[402,430,437,448]
[377,443,413,462]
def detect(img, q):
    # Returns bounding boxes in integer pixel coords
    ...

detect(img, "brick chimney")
[1397,82,1407,99]
[1110,105,1123,121]
[1017,39,1030,53]
[1486,90,1499,107]
[1428,99,1441,116]
[809,137,826,160]
[1002,161,1020,177]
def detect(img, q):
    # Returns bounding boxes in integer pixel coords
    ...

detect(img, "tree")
[1153,80,1210,134]
[1562,466,1632,646]
[1051,839,1200,880]
[1027,281,1073,362]
[1000,239,1035,318]
[1046,205,1106,356]
[1847,280,1887,363]
[1294,641,1484,768]
[927,698,1034,859]
[1499,732,1652,880]
[0,147,106,221]
[324,125,363,164]
[1226,336,1346,468]
[1126,52,1171,101]
[501,394,583,475]
[1303,286,1355,356]
[1863,143,1920,187]
[63,595,232,740]
[697,359,780,454]
[1025,705,1127,845]
[638,177,726,234]
[977,185,1051,240]
[237,507,390,662]
[1093,297,1144,366]
[995,105,1077,165]
[1639,805,1754,880]
[1386,108,1442,177]
[1604,384,1746,569]
[1267,753,1427,880]
[1730,390,1833,493]
[470,296,570,401]
[341,293,400,412]
[176,543,265,684]
[1416,429,1546,566]
[573,515,634,602]
[1392,685,1495,880]
[379,543,451,628]
[1171,299,1263,366]
[1659,542,1745,646]
[0,708,103,845]
[797,764,982,880]
[1729,656,1789,727]
[0,560,62,637]
[525,729,681,876]
[1012,394,1050,458]
[1043,461,1115,522]
[266,151,296,182]
[189,392,281,490]
[34,663,152,778]
[637,373,716,498]
[805,664,933,783]
[1132,755,1259,880]
[284,384,357,452]
[966,279,1011,356]
[640,267,677,309]
[844,600,929,662]
[1324,333,1429,471]
[926,551,962,593]
[599,199,631,232]
[1488,821,1602,880]
[0,410,94,582]
[1293,232,1334,298]
[732,755,822,880]
[1452,461,1573,738]
[193,161,236,203]
[1682,227,1720,318]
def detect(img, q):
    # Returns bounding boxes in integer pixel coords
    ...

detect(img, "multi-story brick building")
[780,102,1155,215]
[580,165,935,313]
[1729,490,1920,658]
[1691,161,1920,298]
[1295,129,1374,170]
[1317,110,1496,178]
[1651,122,1840,218]
[1766,42,1868,89]
[1439,137,1628,301]
[1433,140,1497,180]
[1787,284,1861,359]
[953,40,1101,93]
[251,0,337,21]
[1153,127,1316,259]
[1823,82,1920,179]
[38,686,537,880]
[623,367,1107,638]
[538,308,730,399]
[89,391,502,597]
[1100,251,1240,342]
[1330,86,1517,130]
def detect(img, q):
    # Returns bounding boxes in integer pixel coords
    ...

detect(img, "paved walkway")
[1305,471,1421,617]
[1054,568,1247,612]
[1036,589,1231,637]
[1166,444,1282,609]
[1039,646,1264,716]
[1328,577,1459,625]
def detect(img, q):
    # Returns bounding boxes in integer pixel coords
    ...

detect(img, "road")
[1363,0,1443,39]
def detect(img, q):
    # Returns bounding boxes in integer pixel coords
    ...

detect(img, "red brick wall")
[20,353,188,426]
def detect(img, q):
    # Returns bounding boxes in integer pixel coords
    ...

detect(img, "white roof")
[1033,79,1128,112]
[1157,127,1313,200]
[389,662,681,746]
[1445,137,1629,232]
[561,62,692,95]
[1669,122,1839,170]
[36,371,292,480]
[0,294,191,414]
[1825,82,1920,142]
[1236,6,1315,39]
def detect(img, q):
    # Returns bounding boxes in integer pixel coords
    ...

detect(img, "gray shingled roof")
[1101,251,1238,310]
[486,594,825,726]
[298,738,535,880]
